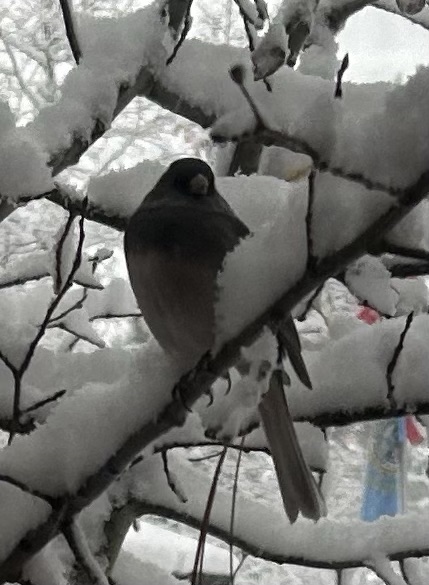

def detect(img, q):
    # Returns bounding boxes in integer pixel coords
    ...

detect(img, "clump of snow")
[0,341,183,496]
[298,23,339,80]
[85,277,139,318]
[23,543,69,585]
[0,286,50,369]
[313,279,363,342]
[31,3,167,159]
[157,35,429,188]
[0,101,52,202]
[0,122,53,202]
[312,173,392,257]
[122,520,239,577]
[113,550,180,585]
[211,107,257,142]
[259,146,312,181]
[215,176,308,345]
[51,309,105,349]
[391,277,429,315]
[88,160,166,218]
[0,483,51,562]
[288,314,429,418]
[345,256,398,316]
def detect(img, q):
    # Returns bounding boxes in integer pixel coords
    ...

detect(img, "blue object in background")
[361,418,406,521]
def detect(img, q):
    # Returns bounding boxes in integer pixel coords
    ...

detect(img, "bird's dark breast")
[125,205,248,264]
[124,205,248,365]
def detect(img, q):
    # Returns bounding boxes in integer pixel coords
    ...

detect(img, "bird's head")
[165,158,215,198]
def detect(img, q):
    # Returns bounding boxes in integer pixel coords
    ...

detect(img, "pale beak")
[189,174,209,196]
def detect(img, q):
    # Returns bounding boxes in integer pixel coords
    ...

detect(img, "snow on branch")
[2,1,429,218]
[107,454,429,572]
[147,39,429,193]
[0,1,191,216]
[3,2,429,216]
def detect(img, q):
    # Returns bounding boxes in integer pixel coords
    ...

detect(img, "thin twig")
[306,169,317,272]
[187,450,225,462]
[386,312,414,409]
[8,207,86,444]
[335,53,349,99]
[49,288,88,323]
[166,0,194,65]
[161,451,188,503]
[191,447,227,585]
[296,283,324,321]
[21,389,67,415]
[230,436,244,585]
[58,0,82,64]
[399,560,412,585]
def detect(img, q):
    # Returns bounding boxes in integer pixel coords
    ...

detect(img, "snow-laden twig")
[8,207,86,444]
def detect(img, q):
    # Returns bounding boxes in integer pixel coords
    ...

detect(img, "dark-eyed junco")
[124,158,325,523]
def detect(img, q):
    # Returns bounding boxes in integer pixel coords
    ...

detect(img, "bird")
[124,157,325,523]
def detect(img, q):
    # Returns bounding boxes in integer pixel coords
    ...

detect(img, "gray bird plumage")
[124,157,325,523]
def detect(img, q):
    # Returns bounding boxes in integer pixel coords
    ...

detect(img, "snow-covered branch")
[104,455,429,572]
[3,2,429,217]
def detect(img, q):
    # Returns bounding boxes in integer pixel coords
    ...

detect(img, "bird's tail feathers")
[259,369,326,523]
